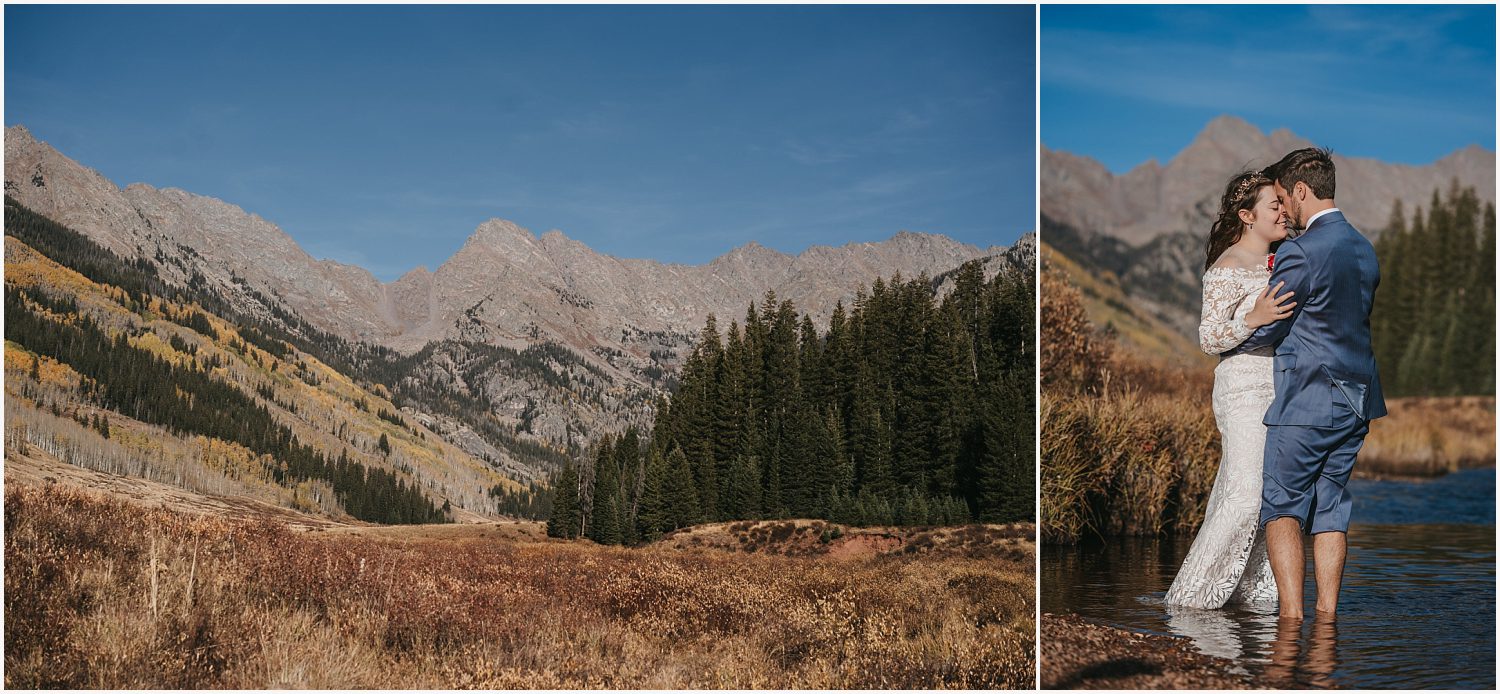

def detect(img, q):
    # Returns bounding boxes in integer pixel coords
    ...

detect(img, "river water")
[1042,467,1496,689]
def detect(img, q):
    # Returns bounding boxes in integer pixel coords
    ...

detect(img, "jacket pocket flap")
[1321,365,1369,420]
[1274,354,1297,371]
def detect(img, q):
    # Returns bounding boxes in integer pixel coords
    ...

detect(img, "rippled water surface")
[1043,467,1496,689]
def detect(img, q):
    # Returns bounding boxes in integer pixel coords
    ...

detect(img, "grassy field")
[4,479,1034,689]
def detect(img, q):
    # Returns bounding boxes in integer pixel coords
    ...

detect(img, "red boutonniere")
[1267,253,1276,271]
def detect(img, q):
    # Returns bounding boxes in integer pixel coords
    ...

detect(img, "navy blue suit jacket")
[1231,210,1387,426]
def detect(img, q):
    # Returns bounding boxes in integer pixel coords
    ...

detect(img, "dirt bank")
[1041,613,1254,689]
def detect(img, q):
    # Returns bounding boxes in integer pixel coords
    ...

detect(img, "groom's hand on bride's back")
[1247,281,1296,328]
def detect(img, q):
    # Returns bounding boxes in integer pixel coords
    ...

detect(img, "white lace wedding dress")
[1163,265,1278,609]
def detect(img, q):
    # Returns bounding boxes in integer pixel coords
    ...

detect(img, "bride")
[1164,170,1296,609]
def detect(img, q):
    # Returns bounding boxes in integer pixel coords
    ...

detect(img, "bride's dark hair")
[1204,170,1272,271]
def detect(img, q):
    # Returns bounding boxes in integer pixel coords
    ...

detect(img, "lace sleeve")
[1199,273,1256,354]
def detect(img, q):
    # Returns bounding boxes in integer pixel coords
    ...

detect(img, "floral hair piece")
[1231,173,1270,205]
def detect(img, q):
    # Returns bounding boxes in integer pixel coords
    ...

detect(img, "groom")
[1233,147,1386,619]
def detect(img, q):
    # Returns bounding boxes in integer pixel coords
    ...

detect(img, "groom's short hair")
[1269,147,1336,200]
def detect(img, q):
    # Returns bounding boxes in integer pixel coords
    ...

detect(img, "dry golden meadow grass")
[1041,266,1494,543]
[4,481,1034,689]
[1361,396,1495,477]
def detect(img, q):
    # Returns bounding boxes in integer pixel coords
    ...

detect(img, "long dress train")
[1163,266,1278,609]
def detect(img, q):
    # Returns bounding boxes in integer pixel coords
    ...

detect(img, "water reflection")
[1042,468,1496,689]
[1162,601,1276,667]
[1261,614,1340,689]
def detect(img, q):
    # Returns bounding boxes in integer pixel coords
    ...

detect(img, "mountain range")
[6,125,1023,353]
[4,124,1032,492]
[1042,114,1496,342]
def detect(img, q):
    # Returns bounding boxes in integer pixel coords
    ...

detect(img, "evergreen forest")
[549,260,1035,542]
[1371,184,1496,396]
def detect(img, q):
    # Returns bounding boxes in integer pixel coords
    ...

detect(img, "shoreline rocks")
[1041,612,1256,689]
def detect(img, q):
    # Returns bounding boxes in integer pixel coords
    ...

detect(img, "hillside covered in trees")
[3,196,530,524]
[549,261,1035,542]
[1371,184,1496,396]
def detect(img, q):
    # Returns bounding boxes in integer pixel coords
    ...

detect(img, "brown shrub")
[1040,263,1115,396]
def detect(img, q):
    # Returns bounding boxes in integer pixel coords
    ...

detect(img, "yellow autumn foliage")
[127,330,191,366]
[194,436,274,485]
[5,342,85,391]
[5,238,135,325]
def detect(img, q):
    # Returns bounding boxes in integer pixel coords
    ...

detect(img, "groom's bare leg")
[1312,531,1347,614]
[1266,517,1305,619]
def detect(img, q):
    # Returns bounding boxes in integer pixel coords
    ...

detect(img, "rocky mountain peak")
[1171,115,1271,171]
[6,123,36,145]
[715,239,790,266]
[1439,143,1495,168]
[1266,127,1311,153]
[1009,231,1037,258]
[467,218,536,247]
[1125,158,1163,176]
[396,265,431,282]
[1193,114,1264,149]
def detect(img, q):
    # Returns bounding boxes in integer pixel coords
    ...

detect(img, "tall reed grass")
[1042,265,1219,542]
[1041,376,1219,543]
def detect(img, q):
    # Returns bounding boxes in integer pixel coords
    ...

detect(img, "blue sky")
[6,5,1034,281]
[1043,5,1496,173]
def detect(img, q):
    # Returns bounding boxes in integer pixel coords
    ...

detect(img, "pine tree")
[587,442,622,545]
[979,371,1034,522]
[816,406,852,507]
[1478,203,1497,393]
[721,454,762,520]
[849,366,895,499]
[711,321,748,511]
[780,397,817,515]
[1372,199,1409,379]
[761,295,800,515]
[686,316,723,468]
[634,450,668,542]
[695,450,719,522]
[663,446,701,530]
[826,300,855,419]
[614,427,643,545]
[798,314,829,406]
